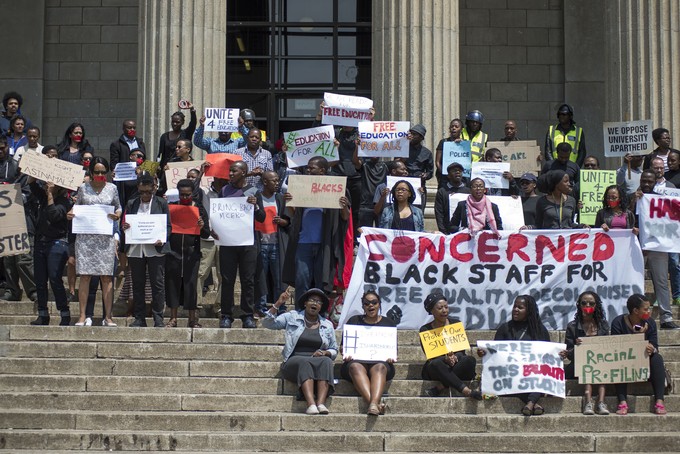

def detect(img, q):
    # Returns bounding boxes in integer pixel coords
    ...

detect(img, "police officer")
[460,110,488,163]
[544,104,586,167]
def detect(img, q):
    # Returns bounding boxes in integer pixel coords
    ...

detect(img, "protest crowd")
[1,89,678,417]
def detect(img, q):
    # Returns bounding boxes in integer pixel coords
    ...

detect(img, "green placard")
[579,170,617,225]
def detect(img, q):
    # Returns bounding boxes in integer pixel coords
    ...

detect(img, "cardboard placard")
[164,160,212,190]
[322,92,373,127]
[209,197,254,246]
[603,120,654,157]
[574,334,649,384]
[342,325,398,362]
[286,175,347,209]
[0,184,29,257]
[419,322,471,360]
[357,121,410,158]
[204,107,239,132]
[18,151,85,191]
[284,125,338,168]
[169,205,200,235]
[579,170,617,225]
[442,141,472,178]
[486,140,541,176]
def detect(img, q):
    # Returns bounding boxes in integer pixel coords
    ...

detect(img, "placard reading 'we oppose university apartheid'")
[0,184,29,257]
[603,120,654,157]
[286,175,347,209]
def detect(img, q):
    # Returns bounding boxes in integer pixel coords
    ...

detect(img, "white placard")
[72,205,114,235]
[448,194,525,231]
[204,107,240,132]
[385,176,423,206]
[603,120,654,157]
[165,188,179,203]
[342,325,397,362]
[637,194,680,252]
[284,125,338,168]
[322,92,373,127]
[209,197,254,246]
[125,214,167,244]
[357,121,410,158]
[471,162,511,189]
[477,340,567,398]
[113,162,138,181]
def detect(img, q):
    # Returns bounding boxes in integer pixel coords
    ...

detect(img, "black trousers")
[422,355,476,393]
[165,253,199,311]
[219,245,257,320]
[616,352,666,401]
[347,177,361,239]
[128,255,165,319]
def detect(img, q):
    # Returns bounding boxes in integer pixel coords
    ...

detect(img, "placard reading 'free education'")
[0,184,29,257]
[284,125,338,168]
[18,151,85,191]
[357,121,410,158]
[419,322,471,360]
[203,107,240,132]
[342,325,397,362]
[286,175,347,209]
[322,92,373,127]
[478,340,567,398]
[603,120,654,157]
[579,170,617,226]
[574,334,649,384]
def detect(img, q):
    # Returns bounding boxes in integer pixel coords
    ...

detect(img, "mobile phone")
[633,324,643,332]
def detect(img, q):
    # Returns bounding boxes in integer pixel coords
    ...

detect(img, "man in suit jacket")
[110,120,147,169]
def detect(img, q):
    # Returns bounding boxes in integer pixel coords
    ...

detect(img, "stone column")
[372,0,459,153]
[137,0,227,159]
[605,1,680,134]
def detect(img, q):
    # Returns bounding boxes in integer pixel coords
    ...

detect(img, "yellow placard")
[419,322,471,360]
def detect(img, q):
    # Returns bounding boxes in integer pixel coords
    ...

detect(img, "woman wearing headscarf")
[528,170,586,229]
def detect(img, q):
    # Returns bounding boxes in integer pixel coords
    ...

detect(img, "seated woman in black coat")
[478,294,551,415]
[449,178,502,237]
[419,292,482,400]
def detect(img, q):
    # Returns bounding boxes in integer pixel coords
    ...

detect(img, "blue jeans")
[257,243,283,312]
[294,242,321,304]
[669,253,680,299]
[33,240,69,317]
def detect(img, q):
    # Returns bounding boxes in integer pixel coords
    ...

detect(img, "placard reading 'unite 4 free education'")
[203,107,240,132]
[579,170,617,226]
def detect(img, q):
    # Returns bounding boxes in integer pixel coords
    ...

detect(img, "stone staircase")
[1,299,679,452]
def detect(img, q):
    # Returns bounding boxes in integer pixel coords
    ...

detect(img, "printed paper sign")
[574,334,649,384]
[579,170,617,225]
[169,205,200,235]
[342,325,397,362]
[209,197,254,246]
[337,228,644,330]
[478,340,567,398]
[72,205,114,235]
[113,162,138,182]
[637,194,680,252]
[125,214,167,244]
[286,175,347,209]
[449,194,526,231]
[419,322,471,360]
[471,162,511,189]
[322,92,373,127]
[358,121,409,158]
[486,141,541,176]
[0,184,29,257]
[442,141,472,178]
[165,160,212,189]
[284,125,338,168]
[386,175,423,206]
[203,107,240,132]
[19,151,85,191]
[603,120,654,157]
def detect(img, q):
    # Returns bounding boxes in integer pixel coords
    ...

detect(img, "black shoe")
[660,321,680,329]
[469,390,483,401]
[152,315,164,328]
[59,316,71,326]
[1,292,21,301]
[219,316,233,329]
[30,316,50,326]
[424,387,443,397]
[129,318,147,328]
[242,316,257,329]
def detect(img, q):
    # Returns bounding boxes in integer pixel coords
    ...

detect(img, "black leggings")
[616,352,666,401]
[422,355,476,393]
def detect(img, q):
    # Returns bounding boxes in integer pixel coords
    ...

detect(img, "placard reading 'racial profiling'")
[322,93,373,127]
[574,334,649,384]
[579,170,617,226]
[419,322,471,360]
[0,184,29,257]
[637,194,680,253]
[477,340,567,398]
[603,120,654,157]
[358,121,410,158]
[284,125,338,168]
[209,197,254,246]
[342,325,397,362]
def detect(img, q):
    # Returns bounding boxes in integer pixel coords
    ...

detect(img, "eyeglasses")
[579,301,596,307]
[394,187,410,193]
[131,154,143,159]
[92,170,107,175]
[362,299,379,306]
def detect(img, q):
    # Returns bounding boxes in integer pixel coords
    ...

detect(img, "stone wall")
[459,0,565,149]
[42,0,138,153]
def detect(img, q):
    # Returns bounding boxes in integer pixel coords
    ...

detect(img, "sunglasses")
[579,301,596,307]
[92,170,107,175]
[362,299,379,306]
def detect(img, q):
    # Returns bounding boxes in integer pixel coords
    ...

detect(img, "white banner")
[322,93,373,127]
[471,162,511,189]
[204,107,240,132]
[72,205,114,235]
[448,194,526,231]
[477,340,567,398]
[341,325,397,362]
[209,197,254,246]
[125,214,167,244]
[284,125,338,168]
[637,194,680,252]
[338,228,644,330]
[357,121,410,158]
[603,120,654,157]
[386,175,423,206]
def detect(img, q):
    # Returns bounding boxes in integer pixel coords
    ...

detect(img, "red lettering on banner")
[392,236,416,263]
[567,233,589,261]
[373,122,396,132]
[310,183,344,194]
[449,233,473,262]
[322,107,341,117]
[506,234,530,262]
[418,236,446,263]
[592,233,615,261]
[535,235,565,265]
[523,364,565,380]
[478,232,500,262]
[648,197,680,221]
[365,234,387,261]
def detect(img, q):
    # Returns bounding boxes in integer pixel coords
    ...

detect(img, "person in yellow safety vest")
[231,108,273,151]
[461,110,487,162]
[544,103,586,167]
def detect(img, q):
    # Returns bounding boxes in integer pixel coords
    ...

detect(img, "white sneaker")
[316,404,329,414]
[305,404,319,415]
[583,401,595,415]
[84,317,92,326]
[596,401,610,415]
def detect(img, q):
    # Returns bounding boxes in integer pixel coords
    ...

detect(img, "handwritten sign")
[209,197,254,246]
[322,92,373,127]
[637,194,680,252]
[486,141,541,176]
[72,205,114,235]
[19,151,85,191]
[203,107,239,132]
[579,170,617,225]
[165,160,212,189]
[342,325,397,362]
[125,214,167,244]
[0,184,29,257]
[471,162,510,189]
[286,175,347,209]
[448,193,525,231]
[386,175,423,206]
[357,121,409,158]
[139,160,160,176]
[442,141,472,178]
[284,125,338,168]
[113,162,138,182]
[478,340,567,398]
[574,334,649,384]
[419,322,470,360]
[169,205,200,235]
[603,120,654,157]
